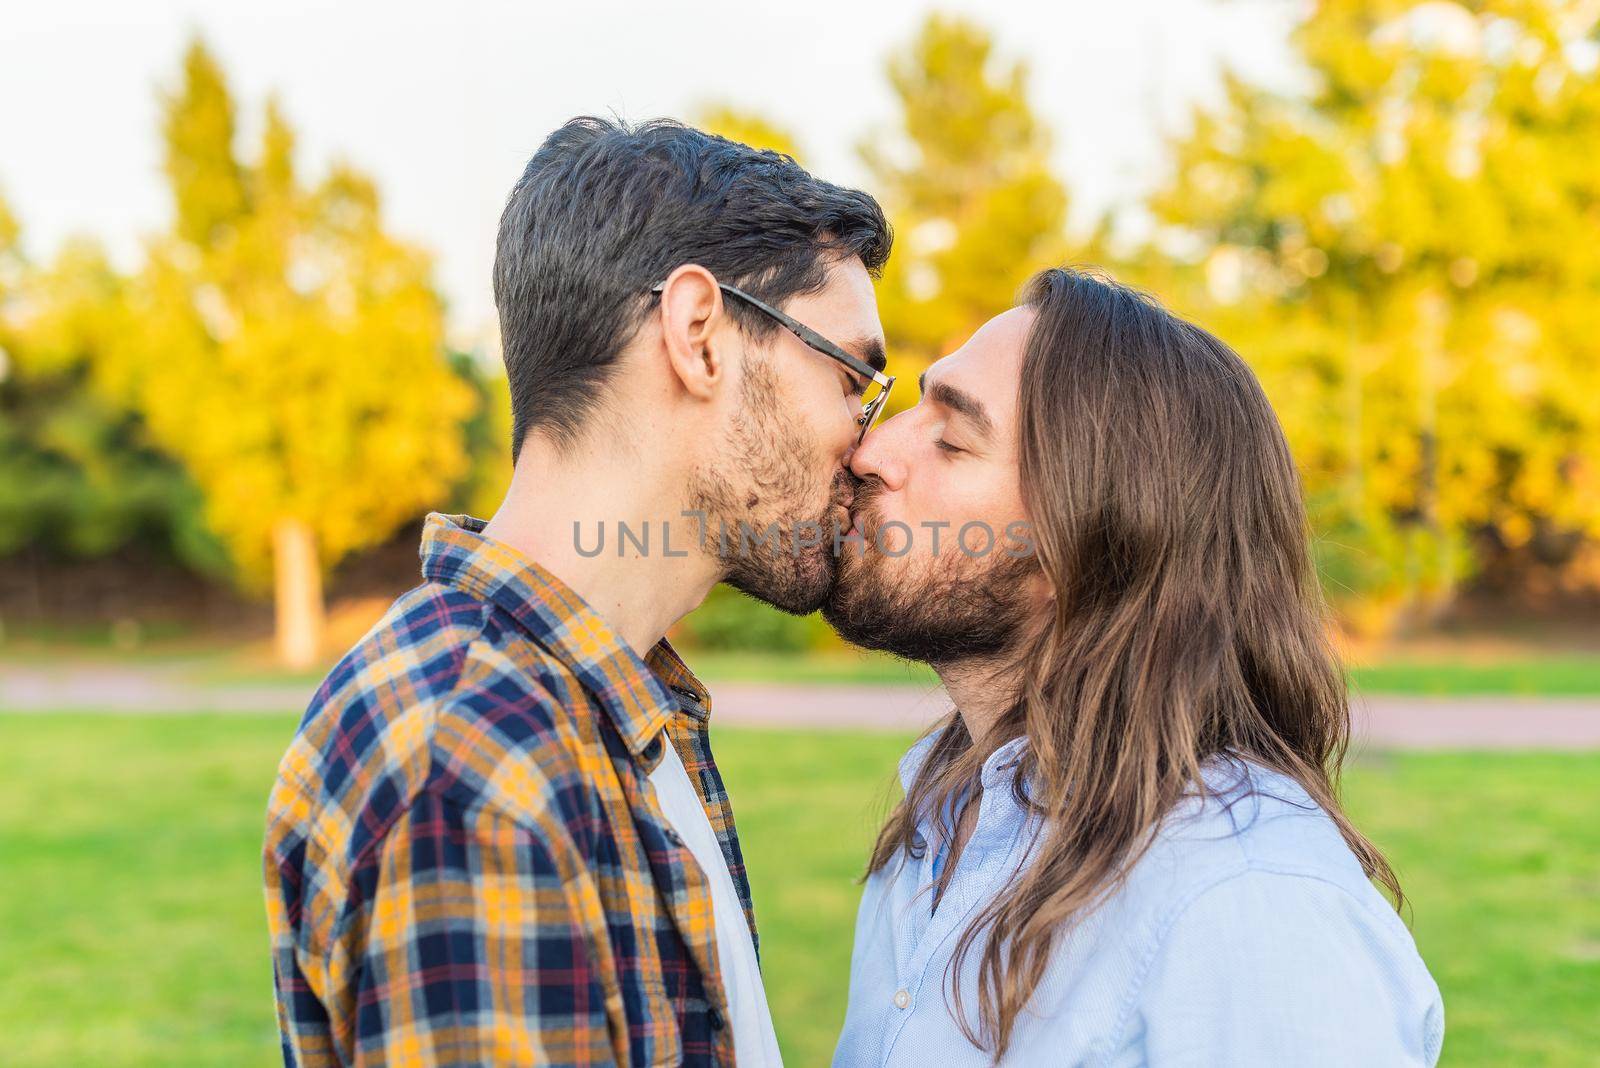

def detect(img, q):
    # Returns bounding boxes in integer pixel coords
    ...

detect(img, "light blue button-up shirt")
[834,735,1445,1067]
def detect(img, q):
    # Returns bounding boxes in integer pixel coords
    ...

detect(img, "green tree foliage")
[1149,0,1600,630]
[0,199,219,571]
[449,349,514,522]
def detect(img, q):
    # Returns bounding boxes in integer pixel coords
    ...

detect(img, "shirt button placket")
[892,988,911,1010]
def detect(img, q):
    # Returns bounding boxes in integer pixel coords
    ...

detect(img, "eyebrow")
[918,371,994,438]
[850,337,888,375]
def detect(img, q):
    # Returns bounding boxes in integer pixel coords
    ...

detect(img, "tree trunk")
[273,516,324,670]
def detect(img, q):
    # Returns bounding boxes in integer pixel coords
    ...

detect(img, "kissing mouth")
[830,471,858,511]
[845,497,881,544]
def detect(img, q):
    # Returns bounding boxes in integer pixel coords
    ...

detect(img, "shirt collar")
[980,736,1030,790]
[898,729,1034,864]
[419,512,707,758]
[898,729,1030,793]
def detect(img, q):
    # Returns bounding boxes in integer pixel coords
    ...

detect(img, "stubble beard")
[688,354,848,616]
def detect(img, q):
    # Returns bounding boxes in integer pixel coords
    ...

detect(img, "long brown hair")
[866,267,1402,1060]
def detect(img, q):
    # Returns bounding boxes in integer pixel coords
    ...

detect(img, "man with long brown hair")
[824,268,1444,1065]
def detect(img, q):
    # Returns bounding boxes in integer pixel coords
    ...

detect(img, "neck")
[481,437,721,658]
[936,655,1024,746]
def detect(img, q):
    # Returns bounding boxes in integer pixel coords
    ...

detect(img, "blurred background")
[1,1,1596,1065]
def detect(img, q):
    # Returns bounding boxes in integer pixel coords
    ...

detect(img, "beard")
[823,480,1037,666]
[687,353,851,615]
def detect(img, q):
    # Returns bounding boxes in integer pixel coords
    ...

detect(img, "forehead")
[779,256,884,345]
[922,305,1036,431]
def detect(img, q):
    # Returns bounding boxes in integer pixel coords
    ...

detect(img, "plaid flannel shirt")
[264,513,755,1067]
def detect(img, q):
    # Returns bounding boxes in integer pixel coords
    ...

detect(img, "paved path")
[708,684,1600,750]
[4,663,1599,749]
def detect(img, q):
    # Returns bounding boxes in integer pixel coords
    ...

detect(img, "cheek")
[796,371,858,452]
[753,379,835,468]
[765,387,834,465]
[906,465,976,524]
[917,473,1023,545]
[794,418,846,493]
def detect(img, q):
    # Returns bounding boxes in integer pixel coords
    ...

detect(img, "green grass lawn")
[11,638,1600,697]
[1346,656,1600,697]
[1,714,1596,1066]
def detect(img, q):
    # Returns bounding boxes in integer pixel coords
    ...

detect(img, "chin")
[727,544,835,617]
[822,541,1036,666]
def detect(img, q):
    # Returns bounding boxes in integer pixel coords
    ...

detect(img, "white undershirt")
[648,740,784,1067]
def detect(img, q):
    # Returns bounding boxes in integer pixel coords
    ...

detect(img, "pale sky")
[0,0,1302,347]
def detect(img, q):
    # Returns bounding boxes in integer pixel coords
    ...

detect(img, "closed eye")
[935,439,963,454]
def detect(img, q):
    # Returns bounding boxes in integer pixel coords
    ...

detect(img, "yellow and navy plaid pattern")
[264,513,754,1067]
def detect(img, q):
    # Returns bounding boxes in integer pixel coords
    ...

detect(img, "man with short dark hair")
[264,117,892,1068]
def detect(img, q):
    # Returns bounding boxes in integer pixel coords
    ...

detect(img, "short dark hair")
[493,116,893,457]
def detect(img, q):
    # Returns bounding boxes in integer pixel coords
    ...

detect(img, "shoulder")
[1101,759,1443,1059]
[302,581,491,732]
[1098,757,1431,1000]
[1112,864,1444,1065]
[267,581,596,878]
[1147,863,1423,979]
[1127,757,1376,897]
[1088,759,1446,1064]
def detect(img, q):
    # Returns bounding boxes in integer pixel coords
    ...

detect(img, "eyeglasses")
[649,280,896,446]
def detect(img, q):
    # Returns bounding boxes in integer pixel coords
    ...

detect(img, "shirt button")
[893,989,911,1010]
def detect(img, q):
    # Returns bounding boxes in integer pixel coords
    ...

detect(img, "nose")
[847,412,907,491]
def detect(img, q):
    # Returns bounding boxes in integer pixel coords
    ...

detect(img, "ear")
[655,264,730,403]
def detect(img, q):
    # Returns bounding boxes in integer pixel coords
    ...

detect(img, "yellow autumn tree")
[104,40,474,666]
[1149,0,1600,631]
[864,14,1073,390]
[693,105,805,159]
